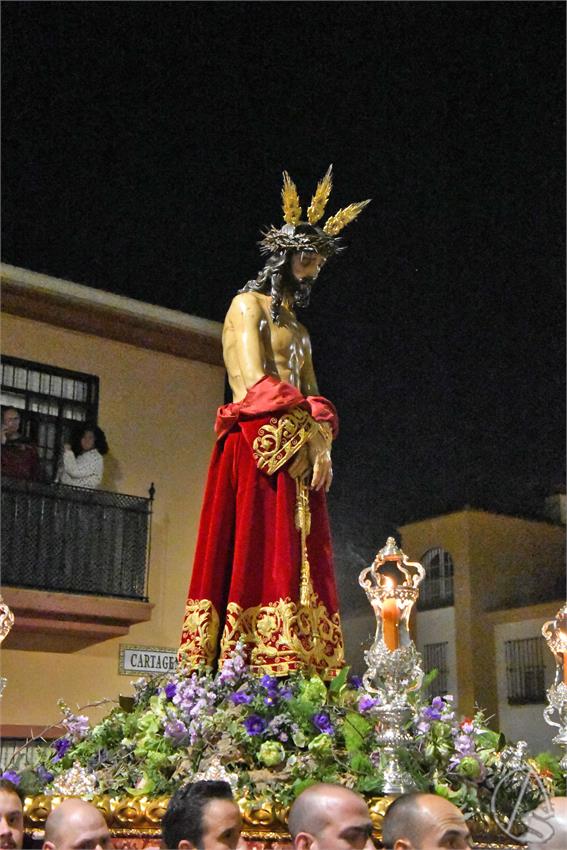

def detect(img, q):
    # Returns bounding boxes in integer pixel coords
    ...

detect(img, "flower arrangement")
[5,644,564,825]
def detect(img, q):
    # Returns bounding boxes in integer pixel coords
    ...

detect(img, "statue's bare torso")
[223,291,318,403]
[222,289,331,491]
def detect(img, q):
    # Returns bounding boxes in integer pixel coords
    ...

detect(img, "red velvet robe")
[179,376,344,678]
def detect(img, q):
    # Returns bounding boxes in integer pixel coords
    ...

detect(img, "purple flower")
[369,750,382,769]
[422,696,446,722]
[312,712,334,735]
[164,718,188,744]
[349,675,363,690]
[63,712,90,743]
[244,715,267,736]
[460,720,475,735]
[358,695,380,712]
[279,686,293,700]
[417,718,431,734]
[0,771,20,786]
[454,733,475,756]
[52,738,71,762]
[268,714,288,735]
[264,693,279,707]
[164,682,177,700]
[173,674,216,720]
[218,644,247,685]
[260,675,279,690]
[36,765,54,784]
[230,691,253,705]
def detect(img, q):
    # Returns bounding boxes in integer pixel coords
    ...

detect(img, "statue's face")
[291,251,325,282]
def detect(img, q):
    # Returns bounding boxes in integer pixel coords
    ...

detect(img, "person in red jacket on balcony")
[0,406,40,482]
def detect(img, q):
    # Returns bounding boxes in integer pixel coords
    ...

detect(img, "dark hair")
[161,780,234,849]
[69,424,109,457]
[240,224,328,322]
[0,778,24,805]
[381,792,427,849]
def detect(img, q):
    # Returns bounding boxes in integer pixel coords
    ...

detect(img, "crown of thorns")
[259,166,371,257]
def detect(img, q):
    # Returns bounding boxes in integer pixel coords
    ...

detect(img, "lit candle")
[382,578,400,651]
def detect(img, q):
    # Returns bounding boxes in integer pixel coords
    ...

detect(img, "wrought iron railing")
[1,478,154,600]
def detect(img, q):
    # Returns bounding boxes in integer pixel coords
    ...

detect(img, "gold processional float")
[6,542,567,847]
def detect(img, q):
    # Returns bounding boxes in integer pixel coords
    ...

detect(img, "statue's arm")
[225,294,267,391]
[298,325,333,493]
[299,329,319,396]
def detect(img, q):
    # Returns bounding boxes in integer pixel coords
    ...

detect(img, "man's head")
[161,780,243,850]
[288,783,375,850]
[240,225,329,323]
[1,408,21,438]
[381,793,471,850]
[43,798,111,850]
[523,796,567,849]
[248,166,369,322]
[0,780,24,850]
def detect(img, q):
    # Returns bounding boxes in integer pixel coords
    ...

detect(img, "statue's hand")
[307,429,333,493]
[287,445,311,483]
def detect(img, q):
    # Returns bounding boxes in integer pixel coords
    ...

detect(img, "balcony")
[1,478,154,650]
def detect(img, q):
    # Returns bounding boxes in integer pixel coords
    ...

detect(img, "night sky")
[2,3,565,565]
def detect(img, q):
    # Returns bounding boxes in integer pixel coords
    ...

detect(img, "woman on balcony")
[56,424,108,489]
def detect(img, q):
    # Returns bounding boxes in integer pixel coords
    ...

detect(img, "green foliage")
[343,712,371,753]
[8,655,563,820]
[532,752,567,795]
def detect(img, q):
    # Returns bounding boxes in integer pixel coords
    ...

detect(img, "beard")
[288,276,314,309]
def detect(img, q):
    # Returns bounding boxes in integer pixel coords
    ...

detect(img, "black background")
[3,3,565,572]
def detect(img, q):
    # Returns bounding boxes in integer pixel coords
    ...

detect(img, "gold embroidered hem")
[179,599,220,666]
[179,594,344,679]
[222,594,344,678]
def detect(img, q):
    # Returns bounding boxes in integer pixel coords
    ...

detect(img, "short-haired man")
[161,780,243,850]
[288,783,375,850]
[523,796,567,849]
[0,779,24,850]
[381,792,471,850]
[1,407,40,482]
[42,799,111,850]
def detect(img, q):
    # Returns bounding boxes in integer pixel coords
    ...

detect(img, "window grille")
[0,738,43,774]
[418,547,455,609]
[423,641,449,699]
[505,637,546,704]
[1,355,99,482]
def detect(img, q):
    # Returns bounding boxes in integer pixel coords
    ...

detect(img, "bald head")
[382,793,471,850]
[288,783,374,850]
[524,797,567,850]
[43,799,111,850]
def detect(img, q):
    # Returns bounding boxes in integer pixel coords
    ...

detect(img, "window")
[1,356,99,481]
[505,637,546,704]
[418,547,454,609]
[423,641,449,699]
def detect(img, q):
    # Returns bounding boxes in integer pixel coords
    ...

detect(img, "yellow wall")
[466,511,565,723]
[400,510,565,723]
[400,513,476,715]
[1,313,225,726]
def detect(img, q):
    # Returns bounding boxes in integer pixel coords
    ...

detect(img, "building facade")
[400,507,565,752]
[1,263,225,735]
